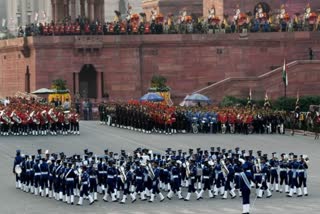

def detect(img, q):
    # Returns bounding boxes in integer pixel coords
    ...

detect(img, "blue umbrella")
[185,93,211,103]
[140,93,164,102]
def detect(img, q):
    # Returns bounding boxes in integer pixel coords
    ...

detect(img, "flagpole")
[284,83,287,98]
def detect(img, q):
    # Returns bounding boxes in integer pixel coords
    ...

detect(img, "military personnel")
[77,165,95,205]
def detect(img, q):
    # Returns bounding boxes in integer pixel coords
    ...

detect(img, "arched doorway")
[79,64,97,98]
[253,2,271,19]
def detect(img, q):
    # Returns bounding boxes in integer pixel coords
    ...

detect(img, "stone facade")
[0,32,320,103]
[203,0,320,21]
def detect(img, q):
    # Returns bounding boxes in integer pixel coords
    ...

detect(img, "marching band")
[0,98,80,136]
[13,147,309,213]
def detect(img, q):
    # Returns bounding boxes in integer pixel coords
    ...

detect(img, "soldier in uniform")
[77,165,95,205]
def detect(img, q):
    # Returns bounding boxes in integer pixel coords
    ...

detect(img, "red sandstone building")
[1,0,320,103]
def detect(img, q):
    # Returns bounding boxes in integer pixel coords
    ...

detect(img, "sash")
[65,169,73,179]
[240,172,251,189]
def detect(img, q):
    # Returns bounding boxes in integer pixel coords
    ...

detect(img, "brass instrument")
[1,111,11,124]
[119,166,127,183]
[48,108,58,122]
[31,111,40,125]
[11,111,22,124]
[254,158,262,173]
[220,159,229,177]
[147,162,155,180]
[41,110,48,124]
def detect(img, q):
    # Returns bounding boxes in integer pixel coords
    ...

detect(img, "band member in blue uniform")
[13,150,23,189]
[77,165,94,205]
[240,161,255,214]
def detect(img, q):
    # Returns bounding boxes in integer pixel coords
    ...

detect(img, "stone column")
[96,71,102,100]
[71,0,76,20]
[100,0,105,22]
[75,72,80,94]
[88,0,95,22]
[64,0,69,18]
[80,0,86,17]
[54,0,59,23]
[51,0,56,23]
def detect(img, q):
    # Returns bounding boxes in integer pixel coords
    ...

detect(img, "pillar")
[51,0,56,22]
[75,72,79,95]
[71,0,76,20]
[54,0,59,23]
[63,0,69,18]
[96,71,102,100]
[100,0,105,22]
[80,0,86,17]
[88,0,95,22]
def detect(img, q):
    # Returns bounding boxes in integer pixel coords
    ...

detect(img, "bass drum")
[192,123,199,134]
[221,124,227,134]
[15,165,22,176]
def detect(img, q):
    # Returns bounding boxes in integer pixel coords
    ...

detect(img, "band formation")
[19,3,320,37]
[98,101,320,137]
[13,146,309,214]
[0,97,80,136]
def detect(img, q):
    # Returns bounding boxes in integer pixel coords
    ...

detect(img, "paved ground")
[0,121,319,214]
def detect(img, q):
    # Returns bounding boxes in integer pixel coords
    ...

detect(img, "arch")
[79,64,97,99]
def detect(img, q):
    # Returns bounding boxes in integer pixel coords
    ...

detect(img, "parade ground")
[0,121,319,214]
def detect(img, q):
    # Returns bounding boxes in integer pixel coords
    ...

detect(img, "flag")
[282,59,288,86]
[249,88,252,100]
[296,91,300,105]
[2,19,6,28]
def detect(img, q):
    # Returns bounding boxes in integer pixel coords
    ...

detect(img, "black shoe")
[89,201,94,205]
[167,196,172,200]
[132,199,136,203]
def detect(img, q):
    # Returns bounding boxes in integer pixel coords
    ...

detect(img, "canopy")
[180,95,196,107]
[140,93,164,102]
[31,88,54,94]
[185,93,211,103]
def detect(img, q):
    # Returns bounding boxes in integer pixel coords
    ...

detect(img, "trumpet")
[1,111,11,124]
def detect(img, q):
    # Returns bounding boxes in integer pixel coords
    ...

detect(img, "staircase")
[192,60,320,103]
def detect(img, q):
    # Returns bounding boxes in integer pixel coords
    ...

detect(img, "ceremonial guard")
[13,150,23,189]
[240,162,254,214]
[65,162,76,204]
[77,165,95,205]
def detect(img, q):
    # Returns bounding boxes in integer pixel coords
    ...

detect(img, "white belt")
[90,176,96,178]
[172,175,179,178]
[82,182,88,185]
[99,171,106,174]
[66,178,74,181]
[203,176,210,179]
[190,176,195,179]
[26,169,31,172]
[136,176,142,180]
[41,172,48,175]
[235,173,240,176]
[297,170,304,173]
[271,167,277,170]
[35,173,41,176]
[279,169,287,172]
[107,175,114,179]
